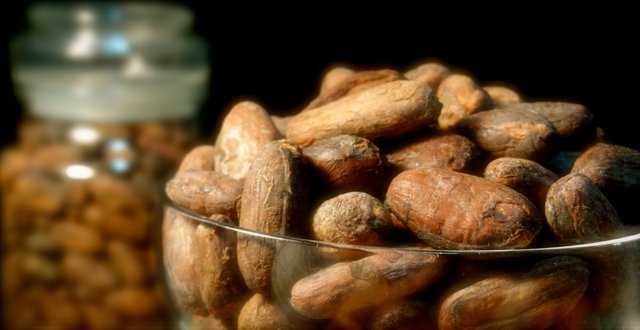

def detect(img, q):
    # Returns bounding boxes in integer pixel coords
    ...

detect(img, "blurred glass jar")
[2,2,208,329]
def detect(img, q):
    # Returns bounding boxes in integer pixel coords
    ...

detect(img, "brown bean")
[162,208,207,315]
[122,318,166,330]
[87,175,154,232]
[483,157,558,210]
[237,293,290,330]
[319,66,355,94]
[191,314,234,330]
[87,174,131,199]
[290,251,445,319]
[40,291,83,330]
[438,256,589,330]
[3,251,26,297]
[508,102,596,149]
[454,107,559,161]
[306,69,403,110]
[404,62,450,91]
[583,246,639,315]
[12,171,68,216]
[436,74,493,129]
[107,240,147,285]
[17,120,66,151]
[31,144,82,172]
[51,221,104,254]
[61,253,118,292]
[311,192,392,246]
[386,168,541,249]
[287,80,442,147]
[165,170,243,219]
[483,85,522,107]
[136,121,194,167]
[384,132,481,173]
[22,252,60,283]
[545,173,624,241]
[237,140,309,294]
[368,300,437,330]
[193,216,248,318]
[572,142,640,192]
[214,101,282,180]
[177,145,217,173]
[552,298,599,330]
[302,134,386,194]
[81,304,122,330]
[571,142,640,222]
[25,230,58,253]
[324,312,369,330]
[104,287,159,319]
[100,210,151,243]
[0,148,29,190]
[80,304,122,330]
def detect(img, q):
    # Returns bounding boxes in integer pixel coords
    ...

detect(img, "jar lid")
[11,2,209,122]
[14,66,209,122]
[27,2,194,41]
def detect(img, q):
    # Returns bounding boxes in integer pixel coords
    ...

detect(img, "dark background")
[2,2,639,150]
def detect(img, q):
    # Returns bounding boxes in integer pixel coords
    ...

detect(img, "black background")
[2,2,639,150]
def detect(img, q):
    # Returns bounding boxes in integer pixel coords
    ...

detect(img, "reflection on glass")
[64,164,95,179]
[68,125,100,144]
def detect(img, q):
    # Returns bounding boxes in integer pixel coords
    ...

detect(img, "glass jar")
[2,2,208,329]
[163,201,640,329]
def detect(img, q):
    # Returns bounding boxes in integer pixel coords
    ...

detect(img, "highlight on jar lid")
[10,1,210,122]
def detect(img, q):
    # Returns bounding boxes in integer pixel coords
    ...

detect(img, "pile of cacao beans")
[163,62,640,329]
[2,120,197,329]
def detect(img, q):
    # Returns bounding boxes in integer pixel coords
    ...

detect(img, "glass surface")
[162,199,640,329]
[1,120,199,330]
[2,2,208,329]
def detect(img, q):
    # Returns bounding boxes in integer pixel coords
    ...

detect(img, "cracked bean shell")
[287,80,442,147]
[386,168,542,249]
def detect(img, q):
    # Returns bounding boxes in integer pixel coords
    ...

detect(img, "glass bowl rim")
[164,197,640,257]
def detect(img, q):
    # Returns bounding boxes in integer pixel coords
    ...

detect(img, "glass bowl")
[161,199,640,330]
